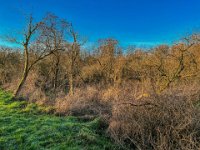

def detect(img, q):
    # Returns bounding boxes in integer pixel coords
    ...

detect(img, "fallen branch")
[119,102,159,107]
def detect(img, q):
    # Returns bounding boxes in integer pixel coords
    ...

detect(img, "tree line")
[0,13,200,99]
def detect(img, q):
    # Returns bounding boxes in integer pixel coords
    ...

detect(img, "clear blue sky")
[0,0,200,47]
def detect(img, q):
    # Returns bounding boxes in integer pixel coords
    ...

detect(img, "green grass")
[0,90,118,150]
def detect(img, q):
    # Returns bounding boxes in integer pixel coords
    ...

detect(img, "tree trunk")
[53,56,60,92]
[69,55,74,95]
[69,71,74,95]
[14,46,29,97]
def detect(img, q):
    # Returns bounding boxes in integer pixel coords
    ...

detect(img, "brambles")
[109,89,200,149]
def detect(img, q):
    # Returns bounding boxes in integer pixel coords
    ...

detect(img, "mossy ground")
[0,90,118,150]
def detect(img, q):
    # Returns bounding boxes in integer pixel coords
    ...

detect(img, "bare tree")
[147,35,199,93]
[8,14,67,97]
[97,39,120,86]
[11,16,42,97]
[66,25,81,95]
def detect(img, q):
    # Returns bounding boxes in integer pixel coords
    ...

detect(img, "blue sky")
[0,0,200,47]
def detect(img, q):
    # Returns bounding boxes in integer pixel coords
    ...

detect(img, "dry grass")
[55,86,112,121]
[3,72,50,105]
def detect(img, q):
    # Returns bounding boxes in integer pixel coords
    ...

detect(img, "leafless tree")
[7,14,68,97]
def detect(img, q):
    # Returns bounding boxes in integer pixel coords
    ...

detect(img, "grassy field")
[0,90,118,150]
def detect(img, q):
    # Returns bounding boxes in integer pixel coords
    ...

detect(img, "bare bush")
[108,90,200,150]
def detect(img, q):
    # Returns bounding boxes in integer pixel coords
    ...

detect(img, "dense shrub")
[108,90,200,150]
